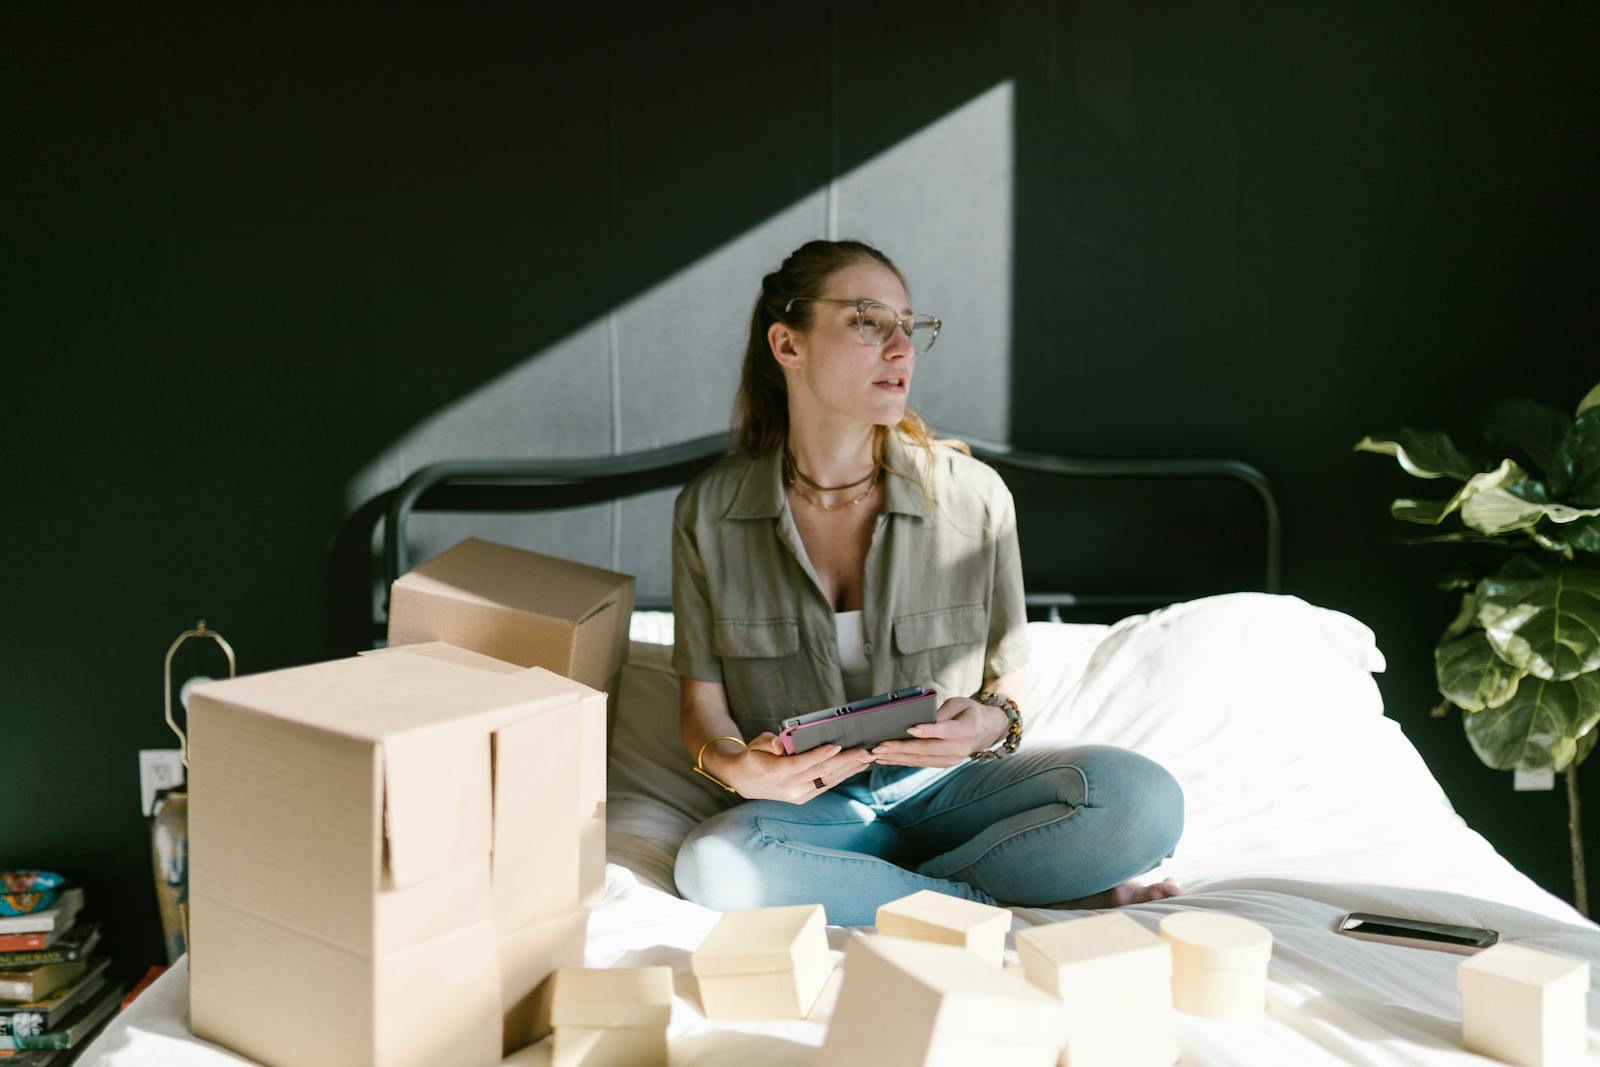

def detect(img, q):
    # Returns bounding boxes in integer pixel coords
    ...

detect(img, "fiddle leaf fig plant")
[1357,382,1600,915]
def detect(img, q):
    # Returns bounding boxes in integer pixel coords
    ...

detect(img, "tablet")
[776,686,938,755]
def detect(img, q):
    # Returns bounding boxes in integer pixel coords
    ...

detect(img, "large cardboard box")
[187,648,598,1067]
[386,536,634,692]
[386,537,635,902]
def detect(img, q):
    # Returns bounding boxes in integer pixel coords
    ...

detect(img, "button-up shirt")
[671,430,1029,744]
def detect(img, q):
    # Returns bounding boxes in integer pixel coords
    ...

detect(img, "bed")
[81,436,1600,1066]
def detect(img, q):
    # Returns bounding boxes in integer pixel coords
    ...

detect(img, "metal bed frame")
[378,433,1281,626]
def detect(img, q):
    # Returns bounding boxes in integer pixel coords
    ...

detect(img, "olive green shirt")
[671,431,1030,741]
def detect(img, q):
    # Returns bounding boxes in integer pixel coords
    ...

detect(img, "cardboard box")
[386,537,635,903]
[1016,913,1177,1067]
[1157,912,1272,1020]
[549,966,673,1067]
[816,934,1070,1067]
[1458,943,1589,1067]
[876,890,1012,967]
[188,650,596,1067]
[690,904,832,1020]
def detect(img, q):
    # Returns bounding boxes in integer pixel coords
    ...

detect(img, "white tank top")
[835,610,873,701]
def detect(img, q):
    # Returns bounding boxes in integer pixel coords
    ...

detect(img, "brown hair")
[732,239,965,467]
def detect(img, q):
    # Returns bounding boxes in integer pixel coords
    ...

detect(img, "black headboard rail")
[380,433,1281,624]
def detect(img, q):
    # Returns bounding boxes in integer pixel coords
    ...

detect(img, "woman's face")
[780,261,916,428]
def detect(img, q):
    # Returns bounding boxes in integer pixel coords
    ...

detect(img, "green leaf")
[1355,430,1485,480]
[1579,724,1598,765]
[1436,630,1523,711]
[1578,383,1600,417]
[1460,485,1600,535]
[1559,516,1600,556]
[1552,409,1600,506]
[1476,556,1600,681]
[1481,397,1571,476]
[1463,673,1600,772]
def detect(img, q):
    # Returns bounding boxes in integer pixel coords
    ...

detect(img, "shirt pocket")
[713,618,804,733]
[892,604,988,698]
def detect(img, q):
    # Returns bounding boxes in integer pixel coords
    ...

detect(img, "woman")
[670,239,1183,926]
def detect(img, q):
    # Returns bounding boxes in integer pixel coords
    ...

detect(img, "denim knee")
[674,807,767,912]
[1079,745,1185,866]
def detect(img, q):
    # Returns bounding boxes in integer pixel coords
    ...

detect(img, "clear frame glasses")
[784,297,942,352]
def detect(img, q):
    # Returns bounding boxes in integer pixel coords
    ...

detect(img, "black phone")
[1336,912,1499,955]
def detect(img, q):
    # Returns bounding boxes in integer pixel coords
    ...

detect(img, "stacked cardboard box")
[386,537,635,904]
[188,646,605,1067]
[187,542,633,1067]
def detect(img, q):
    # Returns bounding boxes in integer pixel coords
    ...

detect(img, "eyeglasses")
[784,297,942,352]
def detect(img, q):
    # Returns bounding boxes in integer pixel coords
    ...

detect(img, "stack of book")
[0,887,123,1064]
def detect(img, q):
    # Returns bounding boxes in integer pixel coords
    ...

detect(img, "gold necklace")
[783,449,877,493]
[790,467,880,512]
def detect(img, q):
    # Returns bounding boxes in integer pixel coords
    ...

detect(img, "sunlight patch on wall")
[348,81,1014,589]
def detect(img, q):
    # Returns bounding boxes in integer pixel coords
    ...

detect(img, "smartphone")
[1336,912,1499,955]
[776,686,937,755]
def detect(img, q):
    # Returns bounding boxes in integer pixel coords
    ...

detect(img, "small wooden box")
[690,904,832,1021]
[1458,943,1589,1067]
[1016,913,1177,1067]
[1158,912,1272,1021]
[548,966,673,1067]
[876,890,1013,967]
[817,934,1070,1067]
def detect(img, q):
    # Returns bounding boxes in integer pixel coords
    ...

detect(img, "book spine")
[0,1012,49,1039]
[0,949,78,969]
[0,979,37,1002]
[0,936,47,954]
[0,1030,69,1050]
[0,917,55,938]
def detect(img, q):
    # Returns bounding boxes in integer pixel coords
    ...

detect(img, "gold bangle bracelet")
[692,735,747,793]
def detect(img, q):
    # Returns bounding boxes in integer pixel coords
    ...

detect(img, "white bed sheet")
[81,595,1600,1066]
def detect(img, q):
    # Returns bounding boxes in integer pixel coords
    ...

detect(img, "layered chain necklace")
[783,449,881,512]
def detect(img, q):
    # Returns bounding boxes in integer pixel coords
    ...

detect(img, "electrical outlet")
[140,749,186,815]
[1514,769,1555,792]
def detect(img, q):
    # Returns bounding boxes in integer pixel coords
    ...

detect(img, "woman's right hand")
[705,734,874,803]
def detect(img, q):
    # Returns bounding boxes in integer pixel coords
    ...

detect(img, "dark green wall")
[4,3,1597,986]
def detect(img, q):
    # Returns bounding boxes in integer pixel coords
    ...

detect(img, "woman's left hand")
[870,697,1005,768]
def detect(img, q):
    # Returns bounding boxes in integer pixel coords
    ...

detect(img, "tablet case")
[776,688,938,755]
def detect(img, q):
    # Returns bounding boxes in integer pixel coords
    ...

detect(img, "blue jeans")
[674,744,1184,926]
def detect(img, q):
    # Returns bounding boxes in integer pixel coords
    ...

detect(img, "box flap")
[691,905,826,977]
[382,723,493,890]
[491,711,582,929]
[398,537,632,624]
[549,967,674,1028]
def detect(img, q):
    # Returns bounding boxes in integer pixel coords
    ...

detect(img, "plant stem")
[1568,764,1588,918]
